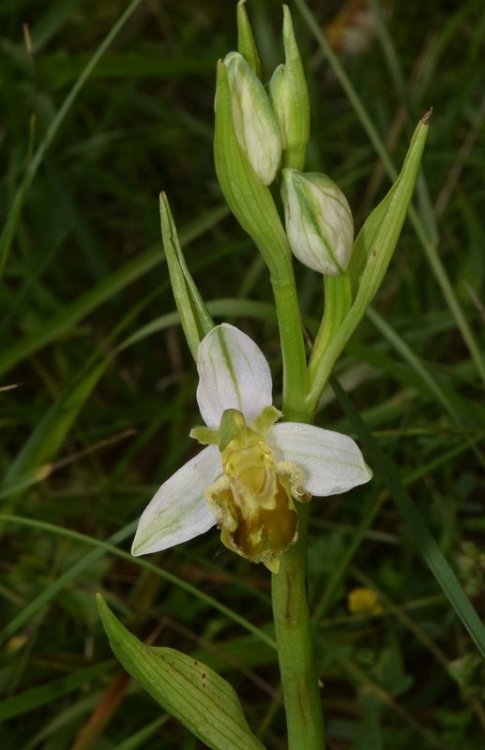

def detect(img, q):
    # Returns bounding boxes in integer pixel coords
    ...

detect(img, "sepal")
[131,446,219,556]
[196,323,273,428]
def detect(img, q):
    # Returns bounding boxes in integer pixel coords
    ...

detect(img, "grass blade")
[330,377,485,659]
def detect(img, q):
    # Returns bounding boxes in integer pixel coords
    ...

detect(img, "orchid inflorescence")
[98,2,430,748]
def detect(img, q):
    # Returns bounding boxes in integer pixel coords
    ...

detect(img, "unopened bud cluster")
[220,1,354,277]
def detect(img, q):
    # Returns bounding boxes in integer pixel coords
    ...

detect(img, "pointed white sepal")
[131,446,220,556]
[196,323,273,428]
[269,422,371,496]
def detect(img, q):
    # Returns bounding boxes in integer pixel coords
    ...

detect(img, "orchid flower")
[132,324,371,572]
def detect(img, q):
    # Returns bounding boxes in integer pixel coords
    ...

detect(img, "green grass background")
[1,0,484,748]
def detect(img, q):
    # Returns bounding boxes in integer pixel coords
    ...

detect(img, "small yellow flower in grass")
[132,324,371,572]
[348,587,382,616]
[6,634,29,654]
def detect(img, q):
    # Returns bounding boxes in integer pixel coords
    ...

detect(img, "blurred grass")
[1,1,484,749]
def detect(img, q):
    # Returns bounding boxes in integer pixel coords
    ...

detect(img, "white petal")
[269,422,371,496]
[196,324,273,428]
[131,446,220,556]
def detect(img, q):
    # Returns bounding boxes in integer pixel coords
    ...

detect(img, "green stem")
[271,504,326,750]
[271,272,308,421]
[269,245,325,748]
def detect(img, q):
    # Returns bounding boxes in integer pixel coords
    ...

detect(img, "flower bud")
[269,6,310,170]
[236,0,261,77]
[223,51,282,185]
[281,168,354,275]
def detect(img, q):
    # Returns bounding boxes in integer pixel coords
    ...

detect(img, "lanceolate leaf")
[307,113,430,406]
[97,596,266,750]
[159,192,214,360]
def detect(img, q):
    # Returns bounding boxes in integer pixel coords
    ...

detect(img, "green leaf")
[0,516,275,652]
[348,111,431,296]
[2,360,107,490]
[159,192,214,360]
[97,595,266,750]
[307,114,430,407]
[0,0,146,280]
[0,661,112,720]
[0,203,227,379]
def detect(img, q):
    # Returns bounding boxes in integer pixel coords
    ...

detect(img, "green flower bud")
[281,168,354,275]
[236,0,261,77]
[269,5,310,170]
[223,51,282,185]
